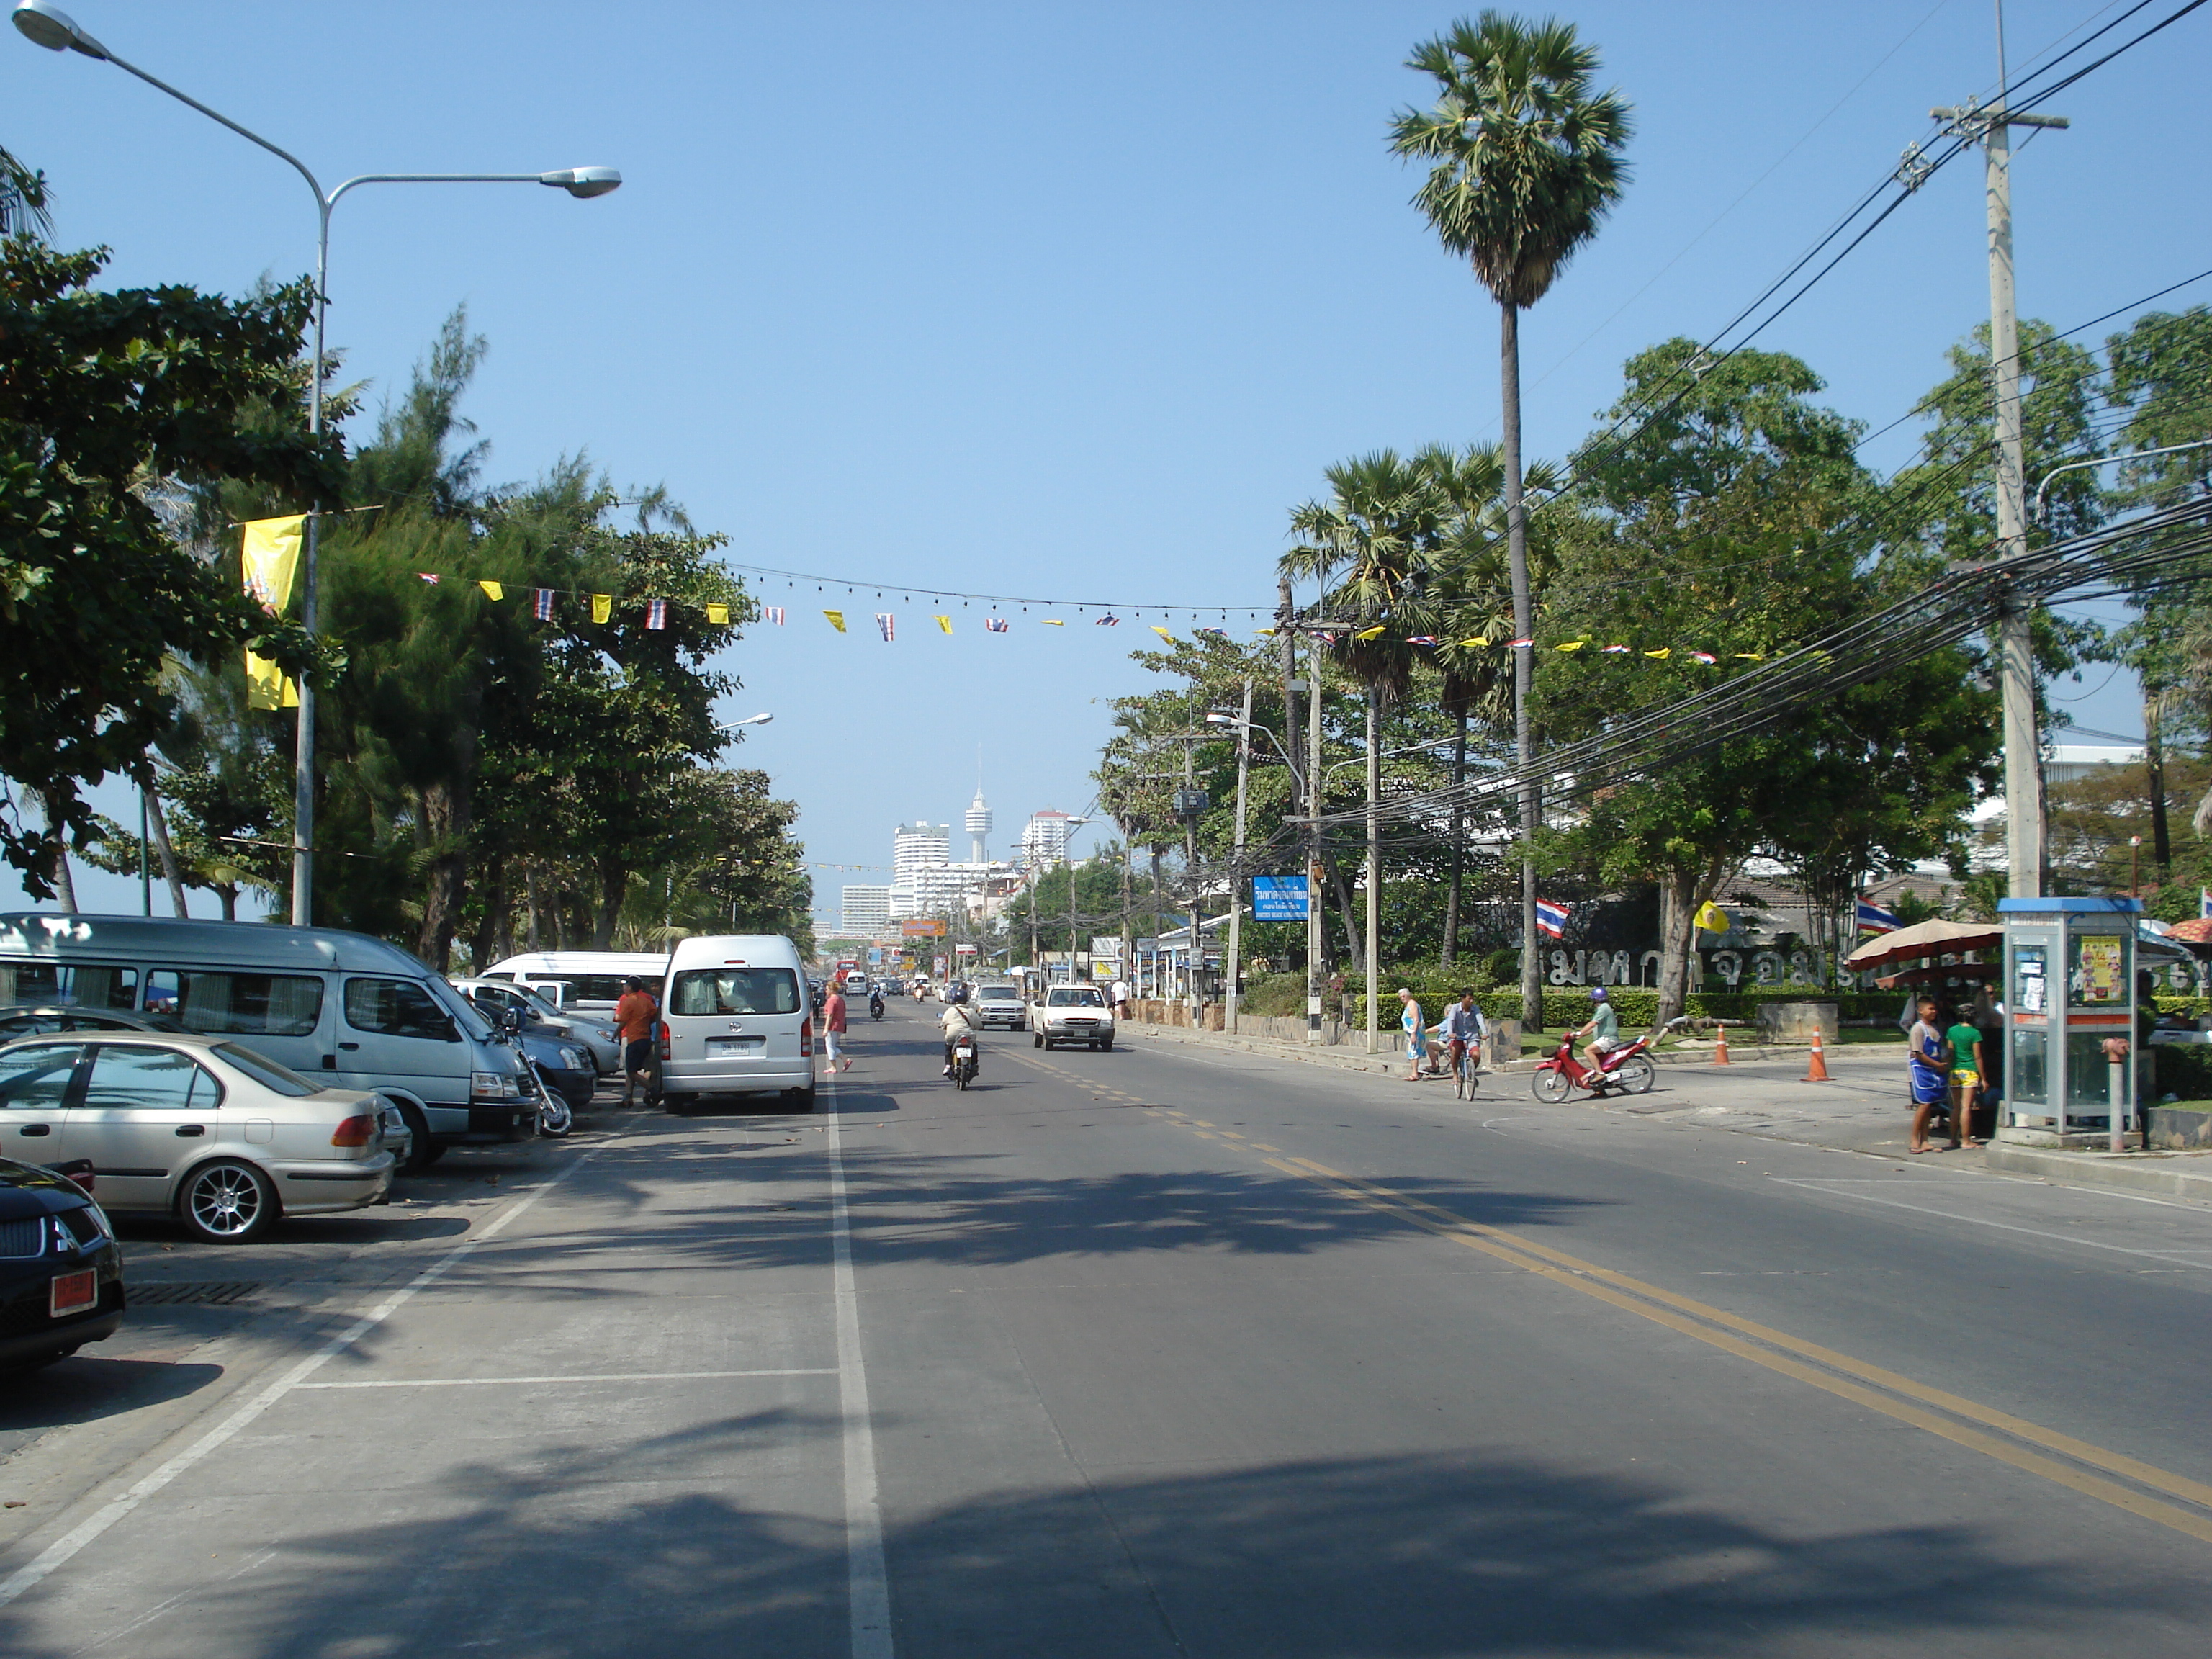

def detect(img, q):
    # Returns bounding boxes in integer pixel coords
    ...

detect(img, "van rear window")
[531,974,629,1004]
[670,968,800,1017]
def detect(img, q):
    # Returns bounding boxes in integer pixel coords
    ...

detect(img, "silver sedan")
[0,1033,398,1244]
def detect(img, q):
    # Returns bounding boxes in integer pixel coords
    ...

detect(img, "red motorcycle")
[1532,1017,1682,1102]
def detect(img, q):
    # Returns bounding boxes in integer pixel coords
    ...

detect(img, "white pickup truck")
[1032,984,1115,1051]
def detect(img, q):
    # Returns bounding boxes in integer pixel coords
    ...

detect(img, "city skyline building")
[890,819,951,919]
[965,788,993,864]
[840,884,891,938]
[1019,809,1075,869]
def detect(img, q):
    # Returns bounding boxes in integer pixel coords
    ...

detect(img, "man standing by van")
[615,976,660,1106]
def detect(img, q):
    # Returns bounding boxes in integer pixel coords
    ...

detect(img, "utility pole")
[1934,4,2067,902]
[1364,693,1380,1055]
[1224,675,1254,1034]
[1307,649,1325,1043]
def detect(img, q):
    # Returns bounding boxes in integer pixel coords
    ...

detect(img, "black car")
[0,1157,123,1372]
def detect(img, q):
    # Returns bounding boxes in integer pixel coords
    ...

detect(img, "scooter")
[1531,1017,1683,1102]
[868,989,886,1020]
[950,1033,978,1091]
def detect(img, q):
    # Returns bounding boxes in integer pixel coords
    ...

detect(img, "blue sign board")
[1251,875,1310,922]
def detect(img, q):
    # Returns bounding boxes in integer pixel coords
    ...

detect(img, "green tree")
[0,239,335,895]
[1537,340,1995,1022]
[1390,10,1632,1025]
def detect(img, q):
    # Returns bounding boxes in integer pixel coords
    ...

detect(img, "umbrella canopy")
[1843,917,2002,974]
[2164,917,2212,945]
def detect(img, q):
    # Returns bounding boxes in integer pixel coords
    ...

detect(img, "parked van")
[659,935,814,1113]
[480,950,670,1013]
[0,914,537,1167]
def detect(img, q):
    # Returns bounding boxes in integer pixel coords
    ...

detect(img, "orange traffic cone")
[1712,1025,1732,1066]
[1803,1027,1831,1082]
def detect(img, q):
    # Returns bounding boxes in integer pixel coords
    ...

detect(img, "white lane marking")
[295,1368,837,1389]
[1768,1177,2212,1269]
[824,1069,893,1659]
[0,1134,616,1611]
[66,1545,277,1658]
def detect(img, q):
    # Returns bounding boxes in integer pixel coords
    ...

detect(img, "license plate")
[706,1037,767,1056]
[50,1269,96,1318]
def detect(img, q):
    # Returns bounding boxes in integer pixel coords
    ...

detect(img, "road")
[4,997,2212,1657]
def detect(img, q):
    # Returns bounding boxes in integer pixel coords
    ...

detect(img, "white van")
[0,914,536,1167]
[480,950,670,1013]
[659,935,814,1113]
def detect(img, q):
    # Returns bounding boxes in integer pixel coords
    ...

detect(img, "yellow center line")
[1259,1156,2212,1544]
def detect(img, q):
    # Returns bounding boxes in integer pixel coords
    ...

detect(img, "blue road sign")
[1252,875,1310,922]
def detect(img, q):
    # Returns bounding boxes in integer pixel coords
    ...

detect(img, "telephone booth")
[1997,896,2139,1141]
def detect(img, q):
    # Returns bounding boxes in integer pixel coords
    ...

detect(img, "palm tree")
[0,143,50,238]
[1416,442,1563,965]
[1391,12,1631,1027]
[1281,451,1446,1051]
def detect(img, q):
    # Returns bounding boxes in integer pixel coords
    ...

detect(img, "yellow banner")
[1694,902,1730,934]
[824,609,847,632]
[706,603,729,625]
[241,515,306,711]
[590,593,613,624]
[935,616,953,634]
[477,580,504,601]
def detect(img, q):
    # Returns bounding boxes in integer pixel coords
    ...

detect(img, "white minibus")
[658,935,814,1113]
[480,950,670,1012]
[0,914,536,1167]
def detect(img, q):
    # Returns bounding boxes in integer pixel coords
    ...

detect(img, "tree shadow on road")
[2,1421,2186,1658]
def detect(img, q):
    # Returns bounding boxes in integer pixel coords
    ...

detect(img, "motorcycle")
[950,1034,978,1091]
[529,1061,574,1138]
[1531,1017,1684,1102]
[868,990,886,1021]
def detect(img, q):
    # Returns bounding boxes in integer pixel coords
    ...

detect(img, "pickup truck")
[973,983,1027,1030]
[1033,984,1115,1051]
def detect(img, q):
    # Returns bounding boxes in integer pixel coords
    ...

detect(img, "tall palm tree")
[0,143,50,238]
[1391,12,1631,1027]
[1281,451,1445,1050]
[1416,442,1562,965]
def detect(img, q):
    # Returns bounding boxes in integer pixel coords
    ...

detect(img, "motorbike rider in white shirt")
[940,995,982,1077]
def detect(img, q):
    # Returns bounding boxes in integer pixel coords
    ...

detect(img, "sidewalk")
[1133,1018,2212,1203]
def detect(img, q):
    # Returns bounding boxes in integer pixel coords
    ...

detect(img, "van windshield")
[670,968,801,1017]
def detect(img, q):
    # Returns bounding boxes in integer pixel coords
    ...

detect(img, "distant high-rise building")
[890,819,951,917]
[840,884,891,937]
[1020,809,1075,868]
[964,788,993,864]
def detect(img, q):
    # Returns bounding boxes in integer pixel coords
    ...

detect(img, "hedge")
[2155,1043,2212,1102]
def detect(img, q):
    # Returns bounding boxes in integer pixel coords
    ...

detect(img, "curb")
[1982,1140,2212,1202]
[1129,1022,1895,1079]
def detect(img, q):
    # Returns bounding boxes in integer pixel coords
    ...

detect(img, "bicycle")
[1450,1037,1481,1100]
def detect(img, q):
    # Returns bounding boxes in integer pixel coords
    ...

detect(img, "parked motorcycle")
[950,1034,978,1091]
[1531,1017,1684,1102]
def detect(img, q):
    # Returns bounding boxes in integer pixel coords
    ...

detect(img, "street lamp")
[1061,817,1090,986]
[714,713,774,733]
[14,1,621,928]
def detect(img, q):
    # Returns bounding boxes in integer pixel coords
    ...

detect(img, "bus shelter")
[1997,896,2140,1146]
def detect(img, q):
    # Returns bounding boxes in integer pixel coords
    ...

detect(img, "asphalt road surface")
[4,999,2212,1658]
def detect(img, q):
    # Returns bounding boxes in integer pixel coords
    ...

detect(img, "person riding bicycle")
[1569,986,1619,1070]
[1440,989,1486,1081]
[940,996,983,1079]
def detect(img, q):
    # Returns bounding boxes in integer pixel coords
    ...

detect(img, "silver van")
[659,935,815,1113]
[0,914,536,1167]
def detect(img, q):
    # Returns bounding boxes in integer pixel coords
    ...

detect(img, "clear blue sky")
[10,1,2203,921]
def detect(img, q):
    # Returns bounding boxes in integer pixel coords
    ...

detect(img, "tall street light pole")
[1221,676,1254,1035]
[13,1,621,928]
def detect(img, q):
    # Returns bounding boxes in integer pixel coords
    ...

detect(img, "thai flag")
[1505,636,1534,649]
[1856,898,1900,935]
[876,612,894,641]
[1536,898,1570,938]
[763,606,786,626]
[1690,650,1717,665]
[416,572,440,585]
[532,589,555,621]
[1405,635,1437,645]
[1602,644,1630,654]
[986,617,1010,632]
[1095,614,1120,626]
[645,599,668,631]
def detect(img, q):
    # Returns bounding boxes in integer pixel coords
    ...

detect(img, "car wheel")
[178,1159,278,1245]
[395,1103,442,1172]
[787,1087,817,1112]
[1101,1035,1114,1051]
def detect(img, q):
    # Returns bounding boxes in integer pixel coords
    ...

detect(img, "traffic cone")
[1803,1027,1831,1082]
[1712,1025,1732,1065]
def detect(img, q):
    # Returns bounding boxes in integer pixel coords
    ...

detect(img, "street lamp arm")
[96,45,326,212]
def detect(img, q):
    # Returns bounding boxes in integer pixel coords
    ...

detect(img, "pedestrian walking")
[1398,987,1426,1081]
[1906,994,1953,1154]
[614,975,660,1106]
[1112,976,1131,1020]
[822,979,850,1071]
